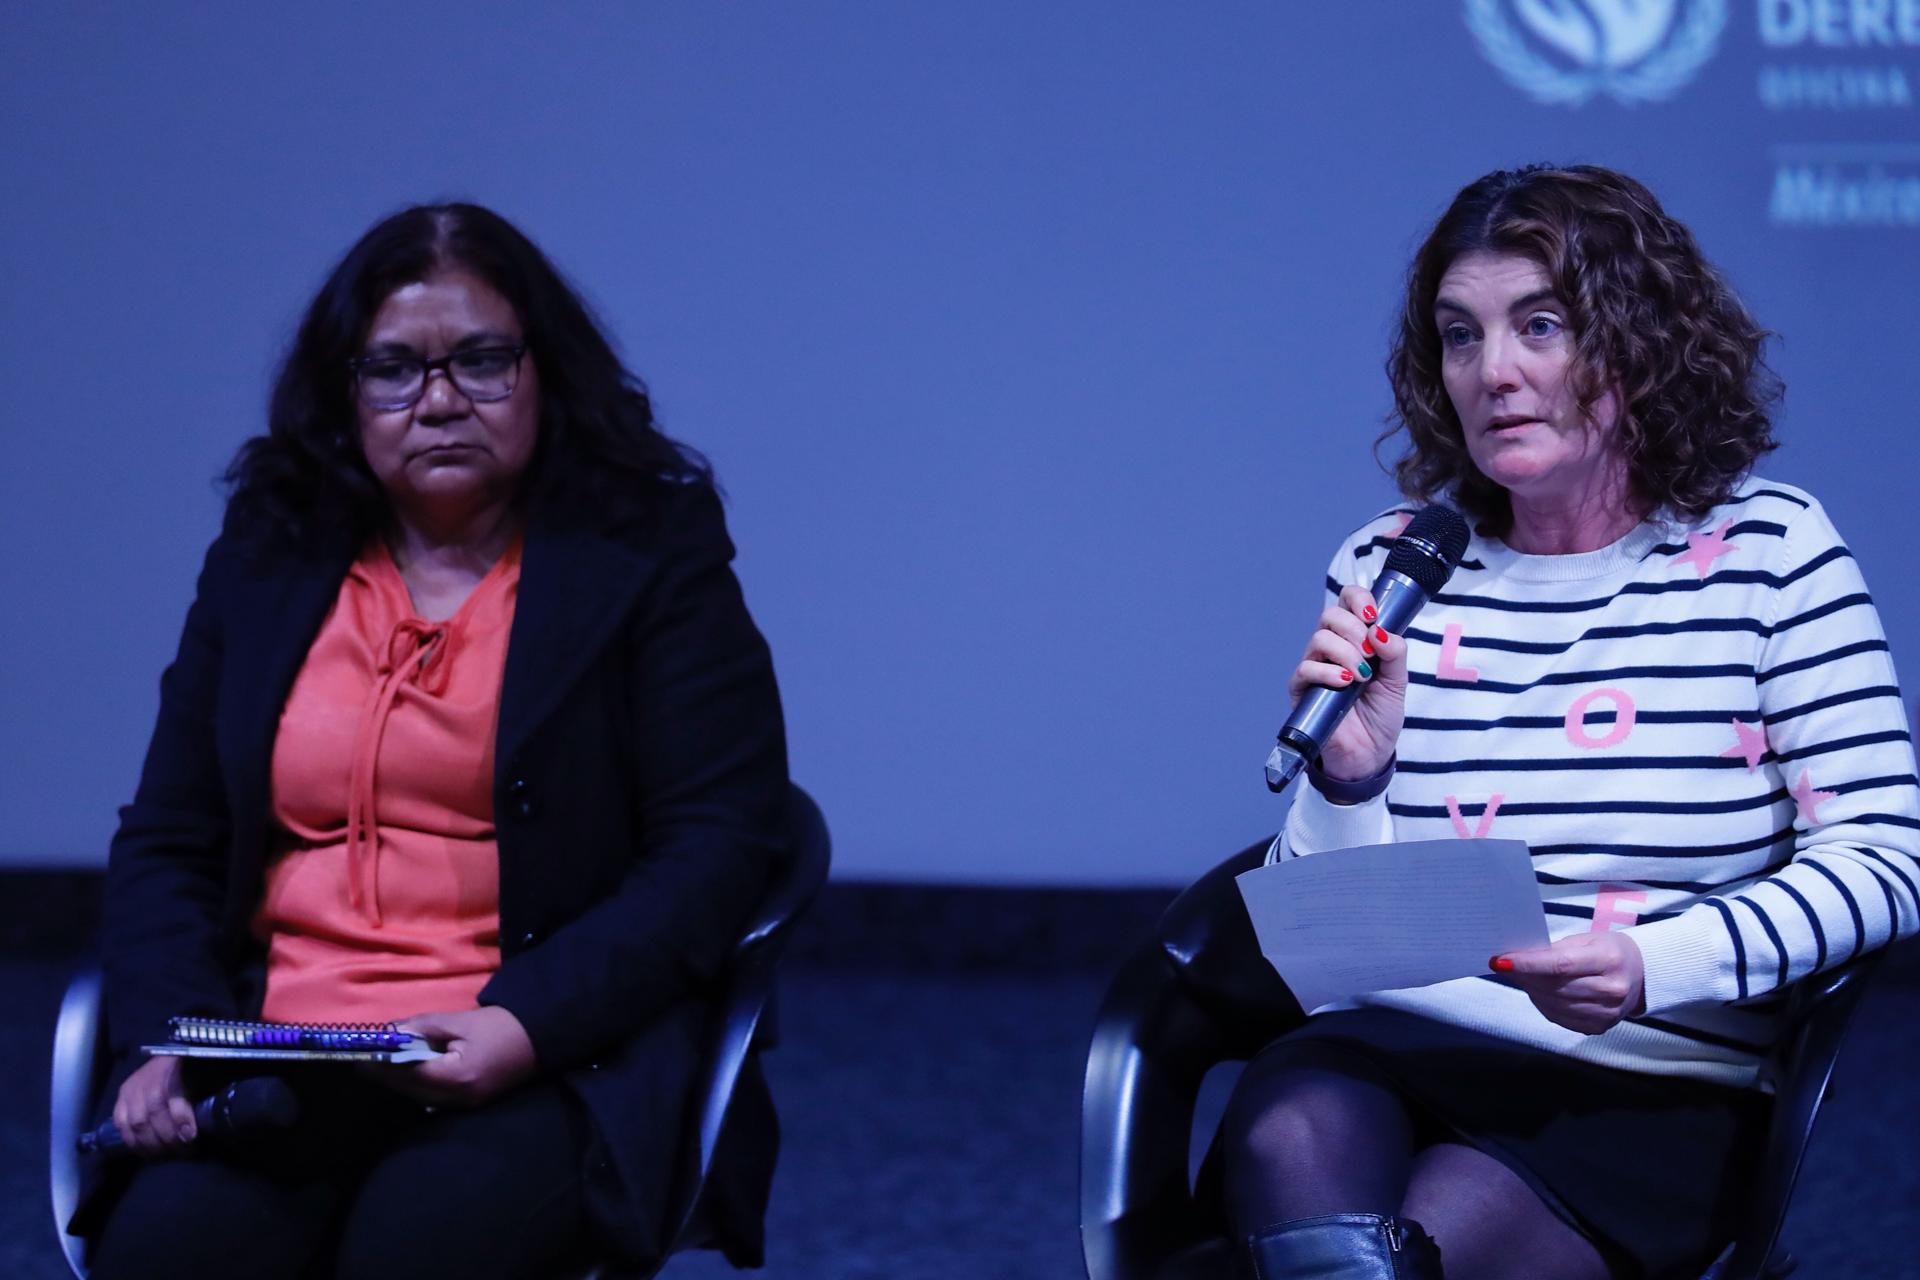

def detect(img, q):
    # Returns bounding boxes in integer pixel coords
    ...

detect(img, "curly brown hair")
[1382,165,1781,537]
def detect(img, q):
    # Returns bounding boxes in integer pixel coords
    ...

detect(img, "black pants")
[86,1069,595,1280]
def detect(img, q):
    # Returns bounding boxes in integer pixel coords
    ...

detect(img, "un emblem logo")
[1466,0,1727,106]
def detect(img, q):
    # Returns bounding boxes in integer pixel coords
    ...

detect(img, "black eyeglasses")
[349,344,527,411]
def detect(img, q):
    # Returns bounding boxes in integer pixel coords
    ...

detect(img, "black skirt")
[1266,1008,1769,1279]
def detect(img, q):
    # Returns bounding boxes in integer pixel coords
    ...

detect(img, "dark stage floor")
[6,946,1917,1279]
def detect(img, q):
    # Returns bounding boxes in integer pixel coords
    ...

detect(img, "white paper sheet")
[1235,838,1551,1013]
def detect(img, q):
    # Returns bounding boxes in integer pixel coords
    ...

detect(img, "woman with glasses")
[77,204,789,1279]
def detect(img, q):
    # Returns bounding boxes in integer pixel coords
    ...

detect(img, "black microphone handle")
[1265,568,1429,790]
[76,1076,299,1156]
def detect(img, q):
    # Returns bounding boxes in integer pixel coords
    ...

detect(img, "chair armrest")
[691,783,830,1169]
[1719,951,1885,1280]
[1157,838,1303,1057]
[737,783,831,958]
[1082,939,1245,1280]
[50,967,104,1279]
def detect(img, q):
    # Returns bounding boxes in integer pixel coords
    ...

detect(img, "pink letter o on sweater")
[1565,687,1637,749]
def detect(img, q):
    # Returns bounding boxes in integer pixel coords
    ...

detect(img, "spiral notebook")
[143,1016,444,1064]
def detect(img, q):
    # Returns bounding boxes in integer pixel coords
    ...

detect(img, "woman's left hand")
[370,1006,539,1107]
[1493,933,1647,1035]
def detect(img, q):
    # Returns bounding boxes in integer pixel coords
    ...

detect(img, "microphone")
[1265,503,1471,792]
[77,1076,300,1155]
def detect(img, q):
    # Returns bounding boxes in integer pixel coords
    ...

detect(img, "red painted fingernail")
[1339,669,1354,682]
[1490,956,1514,973]
[1362,605,1378,623]
[1376,626,1389,643]
[1362,638,1374,656]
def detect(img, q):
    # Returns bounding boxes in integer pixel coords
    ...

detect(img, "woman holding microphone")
[1221,165,1920,1279]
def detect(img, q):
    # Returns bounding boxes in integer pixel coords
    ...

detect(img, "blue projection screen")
[2,3,1914,881]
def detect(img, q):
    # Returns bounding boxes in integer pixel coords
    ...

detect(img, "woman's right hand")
[112,1055,196,1156]
[1288,583,1409,783]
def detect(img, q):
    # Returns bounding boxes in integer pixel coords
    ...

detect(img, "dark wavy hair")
[224,202,708,547]
[1382,165,1781,537]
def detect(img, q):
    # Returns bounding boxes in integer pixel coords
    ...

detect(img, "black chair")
[1079,837,1884,1280]
[51,781,831,1280]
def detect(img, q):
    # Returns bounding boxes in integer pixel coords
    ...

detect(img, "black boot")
[1243,1213,1444,1279]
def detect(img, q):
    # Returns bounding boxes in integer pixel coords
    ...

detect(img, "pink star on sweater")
[1720,719,1768,772]
[1674,518,1738,580]
[1789,769,1837,825]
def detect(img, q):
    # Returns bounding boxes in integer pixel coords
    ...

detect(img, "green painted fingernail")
[1357,660,1373,679]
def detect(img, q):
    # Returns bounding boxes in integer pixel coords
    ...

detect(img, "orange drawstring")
[343,619,449,925]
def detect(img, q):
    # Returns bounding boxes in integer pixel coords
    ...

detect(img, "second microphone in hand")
[77,1076,300,1157]
[1264,503,1471,792]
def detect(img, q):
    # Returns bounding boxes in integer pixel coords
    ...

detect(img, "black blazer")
[93,478,789,1270]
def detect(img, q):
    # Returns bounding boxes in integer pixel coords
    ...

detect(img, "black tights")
[1220,1040,1617,1280]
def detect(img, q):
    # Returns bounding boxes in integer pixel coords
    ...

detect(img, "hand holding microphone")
[89,1062,298,1157]
[1292,583,1412,783]
[1265,505,1470,793]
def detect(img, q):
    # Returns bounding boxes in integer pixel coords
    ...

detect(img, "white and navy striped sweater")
[1272,477,1920,1087]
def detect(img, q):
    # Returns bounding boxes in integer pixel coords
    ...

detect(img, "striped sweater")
[1271,477,1920,1086]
